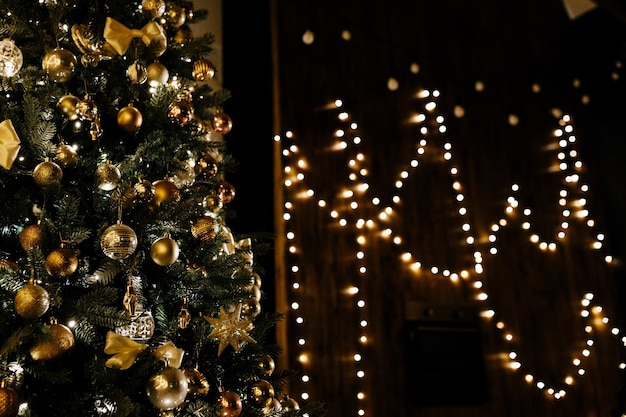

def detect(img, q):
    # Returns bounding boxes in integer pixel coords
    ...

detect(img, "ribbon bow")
[0,119,20,170]
[104,331,148,370]
[154,341,184,368]
[103,17,167,56]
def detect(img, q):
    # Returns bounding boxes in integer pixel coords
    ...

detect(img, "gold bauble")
[42,47,77,83]
[152,179,181,207]
[258,354,275,377]
[250,380,275,407]
[33,160,63,188]
[146,367,188,410]
[190,215,218,242]
[182,367,210,398]
[167,99,194,126]
[141,0,166,18]
[126,60,147,84]
[45,247,78,277]
[218,182,235,204]
[0,381,19,417]
[19,223,43,251]
[76,97,98,121]
[203,194,223,213]
[55,143,78,166]
[218,391,242,417]
[192,58,215,81]
[211,112,232,135]
[240,297,261,320]
[134,179,155,203]
[117,105,143,133]
[147,61,169,87]
[174,27,193,45]
[150,234,180,266]
[194,154,218,179]
[165,4,186,28]
[14,283,50,319]
[30,321,75,361]
[100,222,138,260]
[280,395,300,412]
[95,162,121,191]
[262,398,282,415]
[57,95,80,120]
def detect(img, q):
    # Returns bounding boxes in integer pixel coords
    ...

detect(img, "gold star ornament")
[205,304,256,356]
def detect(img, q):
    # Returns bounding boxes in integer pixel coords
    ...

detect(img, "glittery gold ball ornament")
[126,60,147,84]
[45,246,78,277]
[42,47,77,83]
[14,282,50,319]
[134,179,155,203]
[19,223,43,251]
[167,99,194,126]
[258,354,275,377]
[240,297,261,320]
[142,0,166,18]
[33,160,63,188]
[165,4,186,28]
[117,104,143,132]
[151,179,181,207]
[190,215,218,242]
[182,367,210,399]
[250,380,275,407]
[0,39,23,78]
[218,182,235,204]
[55,143,78,166]
[280,395,300,412]
[96,162,121,191]
[30,320,75,361]
[203,194,223,213]
[146,367,188,410]
[192,58,215,81]
[76,96,98,121]
[57,94,80,121]
[194,154,218,179]
[147,61,169,87]
[150,234,180,266]
[218,391,242,417]
[211,112,232,135]
[100,222,138,260]
[0,380,19,417]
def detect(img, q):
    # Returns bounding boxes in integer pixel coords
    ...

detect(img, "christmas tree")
[0,1,324,416]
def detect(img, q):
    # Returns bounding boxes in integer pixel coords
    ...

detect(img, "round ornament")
[57,95,80,121]
[33,160,63,188]
[280,395,300,412]
[150,234,180,266]
[100,222,138,260]
[19,223,43,251]
[56,143,78,166]
[240,297,261,320]
[258,354,275,377]
[192,58,215,82]
[96,162,121,191]
[115,307,155,341]
[152,179,181,207]
[211,112,232,135]
[142,0,166,18]
[182,367,210,398]
[76,97,98,121]
[30,320,75,361]
[134,179,155,203]
[190,215,218,242]
[263,398,282,415]
[45,246,78,278]
[218,391,242,417]
[203,194,223,213]
[147,61,169,87]
[174,27,193,45]
[0,380,19,417]
[165,4,186,28]
[167,99,194,126]
[15,281,50,319]
[194,154,218,179]
[42,47,77,83]
[126,60,147,84]
[146,367,188,410]
[218,182,235,204]
[117,104,143,133]
[0,39,23,78]
[250,379,275,407]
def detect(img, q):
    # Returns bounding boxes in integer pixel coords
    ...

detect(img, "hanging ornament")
[280,395,300,412]
[177,298,191,329]
[190,214,218,242]
[165,4,186,28]
[42,47,77,83]
[33,159,63,188]
[117,104,143,133]
[146,366,188,410]
[101,221,138,260]
[116,307,155,342]
[45,243,78,278]
[217,391,242,417]
[192,58,215,82]
[19,221,43,251]
[154,341,184,369]
[0,380,19,417]
[0,39,23,78]
[103,17,167,57]
[257,354,275,377]
[211,111,232,135]
[133,179,155,204]
[167,98,194,126]
[104,331,148,369]
[56,142,78,166]
[182,367,209,398]
[240,297,260,320]
[57,95,80,121]
[14,277,50,319]
[126,60,147,84]
[122,278,138,315]
[205,304,256,356]
[96,161,121,191]
[250,379,275,407]
[76,95,98,121]
[203,194,223,213]
[147,60,169,87]
[30,317,75,361]
[142,0,166,18]
[150,232,180,266]
[194,154,218,179]
[218,182,236,204]
[71,23,116,67]
[151,179,181,207]
[174,27,194,45]
[0,119,21,170]
[263,398,282,415]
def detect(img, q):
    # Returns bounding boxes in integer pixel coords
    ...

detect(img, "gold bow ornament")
[154,341,185,368]
[104,331,148,370]
[103,17,167,56]
[0,119,20,170]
